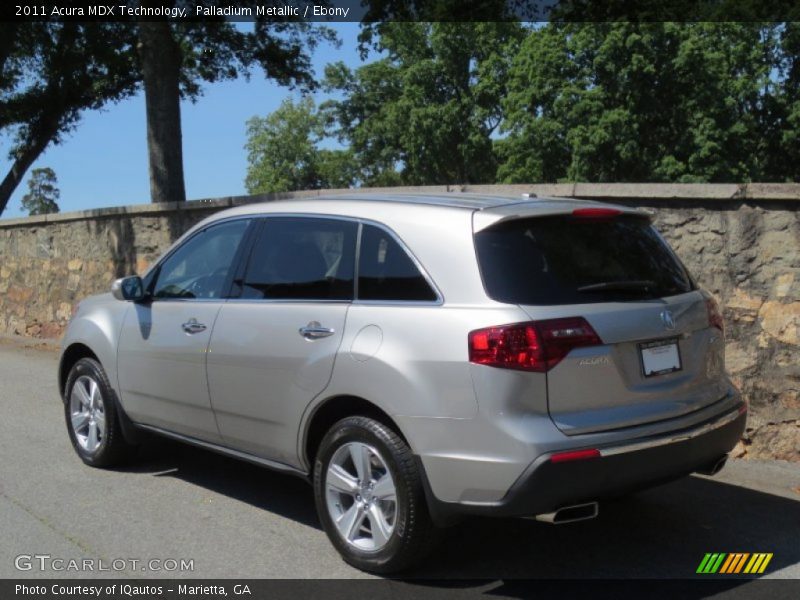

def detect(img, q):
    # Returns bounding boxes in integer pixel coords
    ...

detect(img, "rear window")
[358,224,438,302]
[475,215,694,305]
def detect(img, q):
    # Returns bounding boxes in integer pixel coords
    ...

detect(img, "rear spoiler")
[472,199,652,232]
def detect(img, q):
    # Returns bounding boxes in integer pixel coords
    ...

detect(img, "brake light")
[571,207,621,218]
[468,317,602,372]
[705,294,725,335]
[550,448,601,463]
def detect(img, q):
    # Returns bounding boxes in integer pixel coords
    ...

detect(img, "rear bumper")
[423,402,747,522]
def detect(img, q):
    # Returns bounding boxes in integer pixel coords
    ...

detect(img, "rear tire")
[313,416,439,573]
[64,358,135,467]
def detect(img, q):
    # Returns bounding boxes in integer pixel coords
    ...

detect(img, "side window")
[152,219,250,300]
[357,224,438,302]
[240,217,357,300]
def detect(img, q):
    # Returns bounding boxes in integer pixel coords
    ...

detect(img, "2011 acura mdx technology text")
[58,193,747,573]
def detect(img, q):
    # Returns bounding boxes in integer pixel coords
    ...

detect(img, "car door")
[207,216,357,465]
[117,218,253,441]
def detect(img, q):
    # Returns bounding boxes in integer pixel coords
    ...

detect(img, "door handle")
[182,318,207,334]
[299,321,335,340]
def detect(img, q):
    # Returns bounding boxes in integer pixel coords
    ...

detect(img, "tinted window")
[153,219,249,300]
[358,225,438,302]
[475,215,694,305]
[240,217,357,300]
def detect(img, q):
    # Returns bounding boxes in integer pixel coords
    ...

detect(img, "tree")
[775,22,800,181]
[1,15,336,215]
[245,97,356,193]
[137,21,185,204]
[0,23,139,216]
[21,167,60,216]
[498,22,785,183]
[135,11,337,203]
[316,148,361,190]
[323,22,524,186]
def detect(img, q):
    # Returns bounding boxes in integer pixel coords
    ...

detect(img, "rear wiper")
[577,280,656,292]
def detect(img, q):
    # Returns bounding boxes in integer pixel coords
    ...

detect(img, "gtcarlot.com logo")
[15,554,194,573]
[696,552,773,574]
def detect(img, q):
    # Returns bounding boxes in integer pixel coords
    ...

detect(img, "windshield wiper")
[577,280,656,292]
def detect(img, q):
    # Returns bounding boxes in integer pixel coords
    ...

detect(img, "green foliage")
[170,18,337,101]
[1,23,139,146]
[21,167,59,216]
[323,22,525,186]
[498,22,795,183]
[775,23,800,180]
[262,22,800,187]
[245,97,356,194]
[1,17,337,212]
[0,23,140,214]
[316,149,361,190]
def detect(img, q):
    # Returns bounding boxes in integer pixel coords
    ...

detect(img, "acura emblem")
[661,310,676,331]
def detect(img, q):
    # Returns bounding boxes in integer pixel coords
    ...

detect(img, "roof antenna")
[522,192,537,199]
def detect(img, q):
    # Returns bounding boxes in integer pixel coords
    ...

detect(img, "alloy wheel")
[325,441,397,552]
[69,375,106,453]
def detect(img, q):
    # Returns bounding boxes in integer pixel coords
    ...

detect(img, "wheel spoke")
[349,443,372,483]
[95,409,106,435]
[371,473,396,501]
[336,502,365,542]
[71,410,90,433]
[72,382,91,409]
[327,464,359,495]
[367,503,393,548]
[87,421,99,452]
[89,379,100,410]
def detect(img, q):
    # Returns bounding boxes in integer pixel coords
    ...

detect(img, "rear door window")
[357,224,438,302]
[240,217,357,300]
[474,214,694,305]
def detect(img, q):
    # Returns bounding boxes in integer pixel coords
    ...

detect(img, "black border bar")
[3,1,800,23]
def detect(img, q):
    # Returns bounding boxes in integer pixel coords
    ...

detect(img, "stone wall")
[0,184,797,461]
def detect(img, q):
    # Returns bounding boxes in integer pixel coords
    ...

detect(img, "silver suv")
[59,194,746,572]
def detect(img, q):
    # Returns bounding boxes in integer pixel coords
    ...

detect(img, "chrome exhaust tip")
[696,454,728,476]
[533,501,599,524]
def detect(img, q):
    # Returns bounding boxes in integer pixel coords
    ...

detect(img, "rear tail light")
[468,317,602,372]
[704,294,725,335]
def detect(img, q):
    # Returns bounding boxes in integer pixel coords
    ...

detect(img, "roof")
[307,192,535,210]
[225,191,626,213]
[196,192,649,235]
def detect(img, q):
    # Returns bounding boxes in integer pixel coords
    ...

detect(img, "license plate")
[640,338,682,377]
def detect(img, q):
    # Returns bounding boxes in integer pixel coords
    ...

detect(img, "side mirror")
[111,276,145,301]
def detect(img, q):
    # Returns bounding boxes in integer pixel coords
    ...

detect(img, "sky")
[0,22,364,220]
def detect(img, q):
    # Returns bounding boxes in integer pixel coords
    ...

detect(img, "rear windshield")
[474,214,694,305]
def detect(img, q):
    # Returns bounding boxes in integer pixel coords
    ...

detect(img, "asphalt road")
[0,339,798,583]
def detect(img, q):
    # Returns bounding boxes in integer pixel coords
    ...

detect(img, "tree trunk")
[137,21,186,204]
[0,127,54,216]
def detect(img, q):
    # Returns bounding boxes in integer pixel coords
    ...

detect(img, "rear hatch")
[473,203,727,435]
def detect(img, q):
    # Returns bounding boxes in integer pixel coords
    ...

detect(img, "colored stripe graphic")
[733,553,750,573]
[744,553,774,574]
[698,553,773,574]
[697,553,713,573]
[697,553,727,573]
[719,554,735,573]
[719,553,749,573]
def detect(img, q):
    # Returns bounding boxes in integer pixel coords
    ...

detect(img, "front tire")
[64,357,135,467]
[313,416,438,573]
